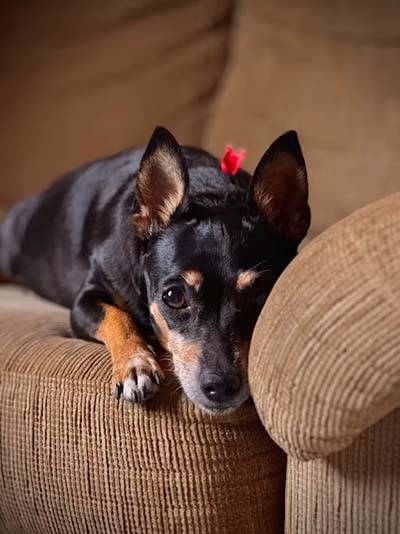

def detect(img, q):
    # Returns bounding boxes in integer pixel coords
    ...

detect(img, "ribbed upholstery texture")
[250,193,400,459]
[0,287,286,534]
[285,409,400,534]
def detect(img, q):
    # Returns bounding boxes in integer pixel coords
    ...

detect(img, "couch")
[1,1,399,532]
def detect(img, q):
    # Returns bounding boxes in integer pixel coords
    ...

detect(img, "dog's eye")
[162,287,188,309]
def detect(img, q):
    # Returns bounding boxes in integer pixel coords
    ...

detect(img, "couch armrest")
[249,193,400,460]
[0,286,285,534]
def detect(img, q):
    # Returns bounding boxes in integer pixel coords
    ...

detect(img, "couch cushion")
[0,0,231,205]
[204,0,400,236]
[0,286,285,534]
[284,410,400,534]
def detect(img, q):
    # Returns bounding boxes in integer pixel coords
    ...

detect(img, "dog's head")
[134,127,310,413]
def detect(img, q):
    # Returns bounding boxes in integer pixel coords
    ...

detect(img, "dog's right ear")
[133,126,189,238]
[249,131,310,245]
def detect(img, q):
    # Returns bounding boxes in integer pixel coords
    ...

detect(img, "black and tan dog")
[0,127,310,413]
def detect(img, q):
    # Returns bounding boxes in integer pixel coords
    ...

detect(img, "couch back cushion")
[204,0,400,236]
[0,0,231,205]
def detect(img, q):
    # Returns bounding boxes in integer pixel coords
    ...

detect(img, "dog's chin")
[196,402,246,416]
[183,387,250,416]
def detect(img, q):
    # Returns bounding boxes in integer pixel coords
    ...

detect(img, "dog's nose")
[200,372,241,404]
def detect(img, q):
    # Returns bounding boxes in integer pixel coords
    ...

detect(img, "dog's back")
[0,196,40,280]
[0,148,145,305]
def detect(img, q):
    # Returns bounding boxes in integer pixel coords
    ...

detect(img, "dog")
[0,127,310,413]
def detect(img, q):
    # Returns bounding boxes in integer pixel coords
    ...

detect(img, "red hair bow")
[220,145,247,175]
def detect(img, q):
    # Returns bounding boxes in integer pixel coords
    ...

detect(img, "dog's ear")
[133,126,189,238]
[249,131,310,244]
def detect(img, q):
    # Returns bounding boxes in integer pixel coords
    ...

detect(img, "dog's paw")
[113,349,164,404]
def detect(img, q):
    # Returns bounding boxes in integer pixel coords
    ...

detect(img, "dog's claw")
[115,382,123,400]
[132,370,138,384]
[152,370,161,386]
[147,344,157,357]
[140,385,148,403]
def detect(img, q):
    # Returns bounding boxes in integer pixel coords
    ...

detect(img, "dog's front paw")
[113,348,164,404]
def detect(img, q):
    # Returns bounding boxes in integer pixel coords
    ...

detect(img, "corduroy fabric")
[0,287,286,534]
[249,193,400,460]
[285,409,400,534]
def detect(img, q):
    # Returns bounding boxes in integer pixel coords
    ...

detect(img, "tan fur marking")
[150,303,201,365]
[150,308,202,364]
[254,188,274,219]
[96,304,150,381]
[134,148,184,237]
[150,302,170,349]
[182,270,204,291]
[169,332,202,365]
[236,270,258,290]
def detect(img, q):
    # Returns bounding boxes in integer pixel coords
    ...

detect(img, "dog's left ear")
[250,131,310,244]
[133,126,189,238]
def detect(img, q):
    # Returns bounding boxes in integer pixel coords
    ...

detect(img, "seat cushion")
[0,286,286,534]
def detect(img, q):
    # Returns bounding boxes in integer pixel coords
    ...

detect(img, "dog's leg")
[71,285,164,402]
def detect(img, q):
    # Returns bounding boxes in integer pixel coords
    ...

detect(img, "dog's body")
[0,127,310,413]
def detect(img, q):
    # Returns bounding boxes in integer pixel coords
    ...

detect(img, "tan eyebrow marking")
[236,270,259,290]
[182,270,204,291]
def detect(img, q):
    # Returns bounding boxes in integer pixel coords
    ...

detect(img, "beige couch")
[1,1,399,532]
